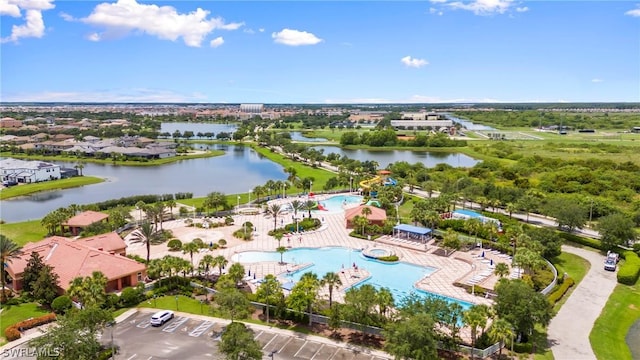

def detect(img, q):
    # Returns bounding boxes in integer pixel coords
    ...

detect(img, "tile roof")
[9,237,145,291]
[62,210,109,227]
[344,205,388,221]
[75,232,126,253]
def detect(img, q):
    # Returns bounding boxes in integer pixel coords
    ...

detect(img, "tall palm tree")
[135,201,146,223]
[320,272,342,308]
[494,263,510,278]
[0,235,22,303]
[376,287,394,318]
[253,185,265,202]
[182,242,200,275]
[130,221,157,264]
[266,204,283,230]
[276,246,287,265]
[463,305,489,360]
[361,206,372,220]
[165,199,177,220]
[304,200,316,218]
[290,200,303,218]
[489,318,514,358]
[214,255,228,275]
[199,255,215,275]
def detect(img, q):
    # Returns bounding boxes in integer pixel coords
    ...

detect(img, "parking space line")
[162,316,188,333]
[293,340,308,358]
[327,347,340,360]
[136,321,151,329]
[310,343,324,360]
[126,355,137,360]
[188,321,215,337]
[279,337,293,352]
[261,332,277,349]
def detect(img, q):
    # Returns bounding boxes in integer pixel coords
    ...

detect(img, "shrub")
[617,251,640,285]
[377,255,399,262]
[233,229,253,241]
[547,277,575,304]
[119,287,143,307]
[51,295,72,314]
[558,232,603,250]
[127,254,147,264]
[104,293,120,309]
[167,239,182,251]
[5,313,57,341]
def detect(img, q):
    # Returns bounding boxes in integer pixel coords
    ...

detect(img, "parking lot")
[111,310,392,360]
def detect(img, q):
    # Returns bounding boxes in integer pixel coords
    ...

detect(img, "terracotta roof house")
[344,205,387,228]
[5,236,146,293]
[62,211,109,236]
[75,232,127,256]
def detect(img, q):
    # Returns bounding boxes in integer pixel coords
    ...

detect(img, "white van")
[150,310,174,326]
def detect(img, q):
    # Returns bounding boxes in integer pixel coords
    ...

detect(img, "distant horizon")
[2,1,638,104]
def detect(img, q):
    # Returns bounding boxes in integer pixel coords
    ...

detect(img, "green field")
[250,145,336,188]
[590,282,640,360]
[138,295,209,316]
[549,252,591,311]
[0,176,104,200]
[0,219,48,246]
[0,302,51,346]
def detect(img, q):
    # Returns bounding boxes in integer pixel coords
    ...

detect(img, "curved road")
[547,245,618,360]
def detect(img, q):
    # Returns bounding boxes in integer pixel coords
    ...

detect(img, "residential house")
[75,232,127,256]
[62,211,110,236]
[0,158,61,183]
[0,117,22,128]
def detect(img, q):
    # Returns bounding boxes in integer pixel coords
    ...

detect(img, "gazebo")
[345,205,387,228]
[393,224,432,243]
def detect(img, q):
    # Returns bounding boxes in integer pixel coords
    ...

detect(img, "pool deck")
[125,196,497,307]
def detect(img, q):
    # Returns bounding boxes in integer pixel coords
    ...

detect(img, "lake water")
[312,146,479,168]
[160,122,237,137]
[289,132,328,142]
[0,145,286,222]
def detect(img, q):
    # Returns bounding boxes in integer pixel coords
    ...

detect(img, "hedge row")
[547,277,575,304]
[558,232,603,250]
[4,313,57,341]
[617,251,640,285]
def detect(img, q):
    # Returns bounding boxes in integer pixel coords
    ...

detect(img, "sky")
[1,0,639,104]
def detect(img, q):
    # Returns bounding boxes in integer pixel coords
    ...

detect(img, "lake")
[289,132,329,142]
[0,145,286,222]
[311,146,479,168]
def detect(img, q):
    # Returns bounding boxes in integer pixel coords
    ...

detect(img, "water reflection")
[311,146,478,168]
[289,132,328,142]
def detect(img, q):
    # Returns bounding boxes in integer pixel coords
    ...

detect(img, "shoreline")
[0,176,105,200]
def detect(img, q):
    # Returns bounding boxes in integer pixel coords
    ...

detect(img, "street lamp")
[200,299,204,314]
[589,198,594,224]
[349,176,353,193]
[282,183,286,198]
[237,195,240,211]
[248,189,251,205]
[309,181,313,194]
[175,295,179,311]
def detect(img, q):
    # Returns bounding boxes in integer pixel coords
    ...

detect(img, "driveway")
[547,246,618,360]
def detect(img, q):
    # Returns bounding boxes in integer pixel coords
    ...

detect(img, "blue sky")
[1,0,639,103]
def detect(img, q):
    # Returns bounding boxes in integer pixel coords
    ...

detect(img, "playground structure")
[359,170,398,193]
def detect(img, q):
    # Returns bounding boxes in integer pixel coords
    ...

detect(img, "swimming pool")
[318,195,363,213]
[232,247,472,309]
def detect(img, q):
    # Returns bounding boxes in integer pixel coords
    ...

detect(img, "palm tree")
[463,305,488,360]
[182,242,200,275]
[376,287,394,318]
[130,221,157,263]
[274,232,284,247]
[135,201,146,223]
[290,200,303,218]
[214,255,228,275]
[494,262,510,278]
[489,318,514,358]
[285,167,298,184]
[320,272,342,308]
[353,215,369,235]
[0,235,22,303]
[276,246,287,265]
[165,199,177,220]
[304,200,315,218]
[74,162,84,176]
[361,206,372,220]
[266,204,283,231]
[506,202,517,219]
[199,255,215,275]
[253,185,265,202]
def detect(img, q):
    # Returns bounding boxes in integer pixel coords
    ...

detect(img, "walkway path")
[547,245,618,360]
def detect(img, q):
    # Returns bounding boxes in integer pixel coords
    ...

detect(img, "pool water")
[232,247,472,309]
[369,249,389,256]
[318,195,363,213]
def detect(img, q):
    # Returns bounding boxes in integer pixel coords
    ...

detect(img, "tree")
[199,254,214,275]
[276,246,287,265]
[252,185,265,202]
[0,235,22,303]
[215,285,251,322]
[463,305,489,359]
[494,279,553,342]
[67,271,108,309]
[343,284,379,327]
[353,215,368,235]
[493,263,510,278]
[22,251,45,294]
[228,262,245,285]
[304,199,316,218]
[361,206,372,221]
[290,200,303,218]
[320,272,342,309]
[254,274,284,324]
[182,242,200,275]
[376,287,394,318]
[597,213,638,250]
[218,322,263,360]
[266,203,283,231]
[384,313,439,360]
[442,229,461,256]
[512,247,546,276]
[32,265,60,306]
[545,197,587,232]
[130,221,158,263]
[488,318,514,358]
[107,205,132,229]
[214,255,228,275]
[287,272,319,325]
[30,306,113,359]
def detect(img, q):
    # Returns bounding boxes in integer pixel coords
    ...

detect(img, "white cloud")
[3,88,208,103]
[258,28,265,33]
[243,28,255,34]
[209,36,224,48]
[1,0,54,43]
[272,28,323,46]
[516,6,529,12]
[87,32,101,41]
[81,0,243,47]
[591,78,604,83]
[447,0,514,15]
[429,7,444,15]
[625,7,640,17]
[401,56,429,68]
[59,11,74,21]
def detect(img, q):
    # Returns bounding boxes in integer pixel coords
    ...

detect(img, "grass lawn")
[550,252,591,310]
[0,219,48,246]
[0,176,104,200]
[590,282,640,360]
[0,302,51,345]
[138,295,210,316]
[251,145,335,188]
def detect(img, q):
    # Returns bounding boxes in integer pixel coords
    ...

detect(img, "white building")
[0,158,61,183]
[240,104,264,114]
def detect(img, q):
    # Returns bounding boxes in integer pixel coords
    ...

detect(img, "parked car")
[606,251,620,263]
[604,259,617,272]
[2,180,18,187]
[150,310,174,326]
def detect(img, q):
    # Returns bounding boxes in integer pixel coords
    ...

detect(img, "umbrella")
[490,259,494,266]
[481,251,485,258]
[248,270,251,276]
[253,273,256,279]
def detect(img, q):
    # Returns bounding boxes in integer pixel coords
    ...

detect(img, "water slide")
[316,203,329,211]
[359,176,381,191]
[384,177,398,186]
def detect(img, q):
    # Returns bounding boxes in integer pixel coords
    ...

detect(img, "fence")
[540,258,558,295]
